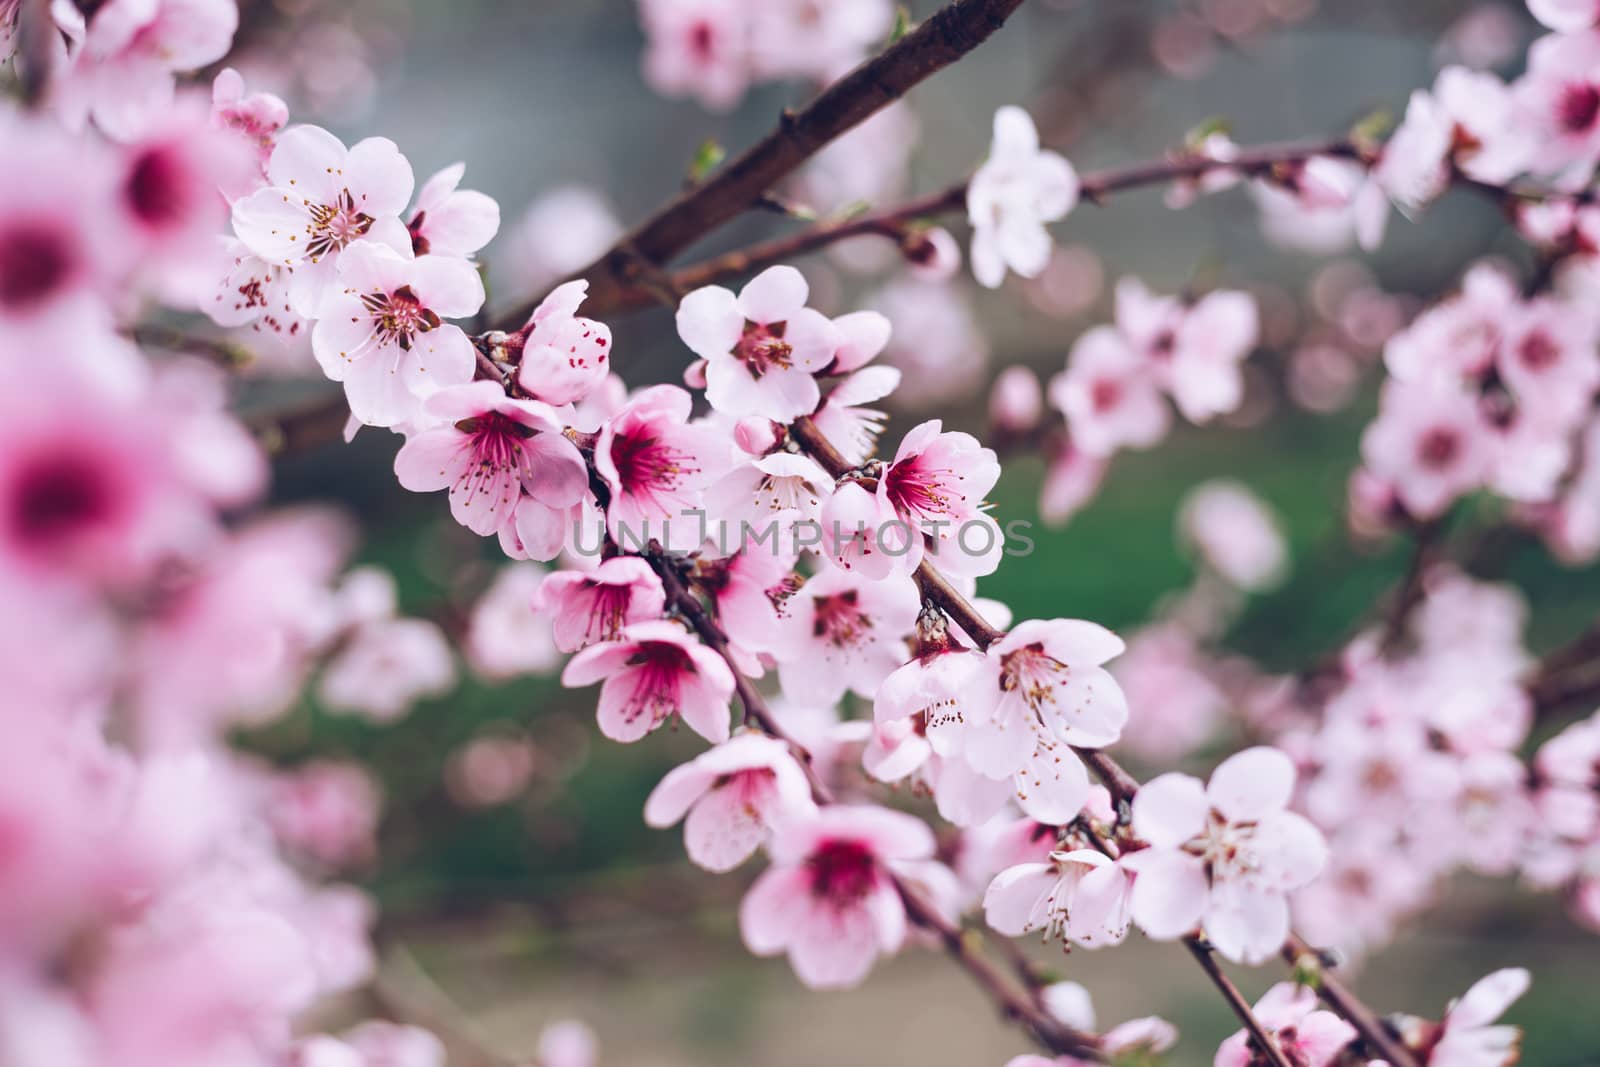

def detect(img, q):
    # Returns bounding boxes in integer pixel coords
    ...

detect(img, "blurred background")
[225,1,1600,1063]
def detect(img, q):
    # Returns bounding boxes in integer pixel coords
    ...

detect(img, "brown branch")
[130,325,257,369]
[247,391,351,455]
[1282,938,1417,1067]
[568,137,1359,319]
[1186,939,1294,1067]
[494,0,1029,329]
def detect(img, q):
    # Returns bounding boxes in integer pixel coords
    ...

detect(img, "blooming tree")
[6,0,1600,1064]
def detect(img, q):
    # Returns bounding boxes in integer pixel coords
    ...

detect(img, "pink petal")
[737,265,808,324]
[1127,849,1207,939]
[1207,746,1296,823]
[1131,773,1207,848]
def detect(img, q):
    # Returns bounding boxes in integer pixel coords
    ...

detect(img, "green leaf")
[689,138,726,183]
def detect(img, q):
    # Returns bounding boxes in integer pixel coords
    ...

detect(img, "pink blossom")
[1128,747,1327,963]
[318,617,456,722]
[1428,968,1530,1067]
[644,733,816,871]
[313,243,483,427]
[394,381,588,538]
[811,365,900,465]
[342,1022,446,1067]
[1179,480,1287,592]
[465,563,562,680]
[827,308,893,374]
[1115,278,1260,423]
[1515,30,1600,180]
[561,620,734,744]
[231,125,415,316]
[771,567,920,705]
[968,107,1080,288]
[406,163,499,259]
[749,0,893,84]
[594,385,729,552]
[638,0,751,111]
[61,0,238,140]
[1038,443,1109,526]
[207,236,307,347]
[1049,326,1170,456]
[677,266,840,422]
[268,761,382,870]
[535,556,667,652]
[990,366,1044,434]
[1360,381,1492,519]
[537,1020,598,1067]
[1384,263,1517,385]
[704,450,833,553]
[867,279,988,410]
[1214,983,1356,1067]
[878,419,1004,576]
[1529,0,1600,31]
[1496,295,1600,428]
[933,619,1127,824]
[210,67,288,194]
[983,847,1134,948]
[739,805,933,989]
[1110,624,1228,762]
[117,103,251,302]
[515,280,613,407]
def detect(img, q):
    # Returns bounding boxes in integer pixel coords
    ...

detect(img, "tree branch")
[494,0,1029,329]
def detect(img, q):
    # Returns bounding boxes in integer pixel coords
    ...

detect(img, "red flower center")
[807,839,878,906]
[733,320,793,379]
[812,589,871,648]
[1417,427,1461,470]
[1090,378,1122,413]
[1559,84,1600,134]
[124,146,189,227]
[9,451,119,552]
[0,222,75,311]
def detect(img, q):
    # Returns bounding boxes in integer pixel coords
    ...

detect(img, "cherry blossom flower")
[1360,381,1492,519]
[1424,968,1530,1067]
[968,106,1079,288]
[739,805,933,989]
[231,124,415,316]
[930,619,1127,824]
[749,0,894,84]
[638,0,751,111]
[0,116,121,341]
[318,617,455,722]
[267,761,382,871]
[535,556,667,652]
[515,280,613,407]
[989,366,1043,435]
[704,450,834,554]
[594,385,729,552]
[983,847,1134,949]
[644,733,816,871]
[1049,326,1170,456]
[811,365,901,466]
[61,0,238,140]
[677,266,840,422]
[1127,747,1327,963]
[1528,0,1600,32]
[313,243,483,427]
[878,419,1004,576]
[464,563,561,680]
[394,381,588,538]
[116,104,251,302]
[207,237,308,347]
[210,67,288,193]
[561,620,734,744]
[1496,296,1600,428]
[868,278,988,410]
[537,1021,599,1067]
[1214,983,1356,1067]
[1115,278,1260,423]
[1515,31,1600,180]
[1178,480,1287,592]
[406,163,499,259]
[771,567,920,705]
